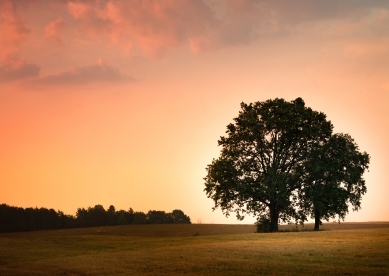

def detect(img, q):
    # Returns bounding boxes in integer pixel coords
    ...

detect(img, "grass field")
[1,222,388,275]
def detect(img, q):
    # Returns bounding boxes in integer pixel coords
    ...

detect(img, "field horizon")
[1,221,389,237]
[1,222,388,275]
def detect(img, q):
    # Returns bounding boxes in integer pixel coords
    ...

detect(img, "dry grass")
[279,221,389,231]
[0,223,388,275]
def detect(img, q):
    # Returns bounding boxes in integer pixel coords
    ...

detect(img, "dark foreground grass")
[0,223,388,275]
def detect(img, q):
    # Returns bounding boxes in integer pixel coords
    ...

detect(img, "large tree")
[204,98,332,231]
[298,133,370,230]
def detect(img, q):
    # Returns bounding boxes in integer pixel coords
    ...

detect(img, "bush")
[255,216,272,233]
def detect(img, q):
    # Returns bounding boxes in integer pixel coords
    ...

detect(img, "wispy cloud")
[44,17,67,44]
[33,58,133,85]
[64,0,216,56]
[2,0,389,84]
[0,0,40,82]
[0,54,40,82]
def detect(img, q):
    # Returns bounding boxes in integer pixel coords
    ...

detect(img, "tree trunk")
[269,203,279,232]
[314,209,321,231]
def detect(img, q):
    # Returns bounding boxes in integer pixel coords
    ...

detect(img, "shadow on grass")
[257,225,329,233]
[277,228,325,232]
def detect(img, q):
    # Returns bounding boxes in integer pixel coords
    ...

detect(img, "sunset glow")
[1,0,388,224]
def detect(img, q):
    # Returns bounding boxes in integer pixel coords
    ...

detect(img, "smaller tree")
[88,205,107,226]
[117,210,128,225]
[107,205,116,226]
[133,211,147,224]
[76,208,89,227]
[299,133,370,230]
[169,209,191,224]
[147,210,168,224]
[126,208,135,224]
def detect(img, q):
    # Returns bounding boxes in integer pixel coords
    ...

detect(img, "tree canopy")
[0,204,191,233]
[204,97,369,232]
[298,133,369,230]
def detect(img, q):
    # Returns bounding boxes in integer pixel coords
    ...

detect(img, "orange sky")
[1,0,388,224]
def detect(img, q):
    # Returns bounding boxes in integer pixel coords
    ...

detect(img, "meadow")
[0,222,388,275]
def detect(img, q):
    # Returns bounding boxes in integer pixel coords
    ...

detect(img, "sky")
[1,0,388,224]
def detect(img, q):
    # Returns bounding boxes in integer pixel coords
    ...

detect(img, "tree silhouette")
[0,204,191,233]
[205,98,338,232]
[299,133,370,230]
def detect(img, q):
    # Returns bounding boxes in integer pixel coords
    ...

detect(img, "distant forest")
[0,204,191,233]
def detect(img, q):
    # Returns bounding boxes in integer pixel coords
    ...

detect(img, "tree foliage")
[204,97,369,232]
[298,133,370,230]
[0,204,191,233]
[0,204,76,232]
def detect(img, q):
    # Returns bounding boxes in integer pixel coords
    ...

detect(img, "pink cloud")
[0,0,31,55]
[67,1,90,20]
[0,53,40,82]
[2,0,389,85]
[190,0,271,53]
[0,0,40,81]
[35,58,133,85]
[66,1,112,36]
[33,0,389,57]
[44,17,67,44]
[200,0,389,52]
[64,0,216,56]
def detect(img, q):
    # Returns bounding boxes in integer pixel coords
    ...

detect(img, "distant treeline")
[0,204,191,233]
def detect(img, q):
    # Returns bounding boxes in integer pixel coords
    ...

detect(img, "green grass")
[0,223,388,275]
